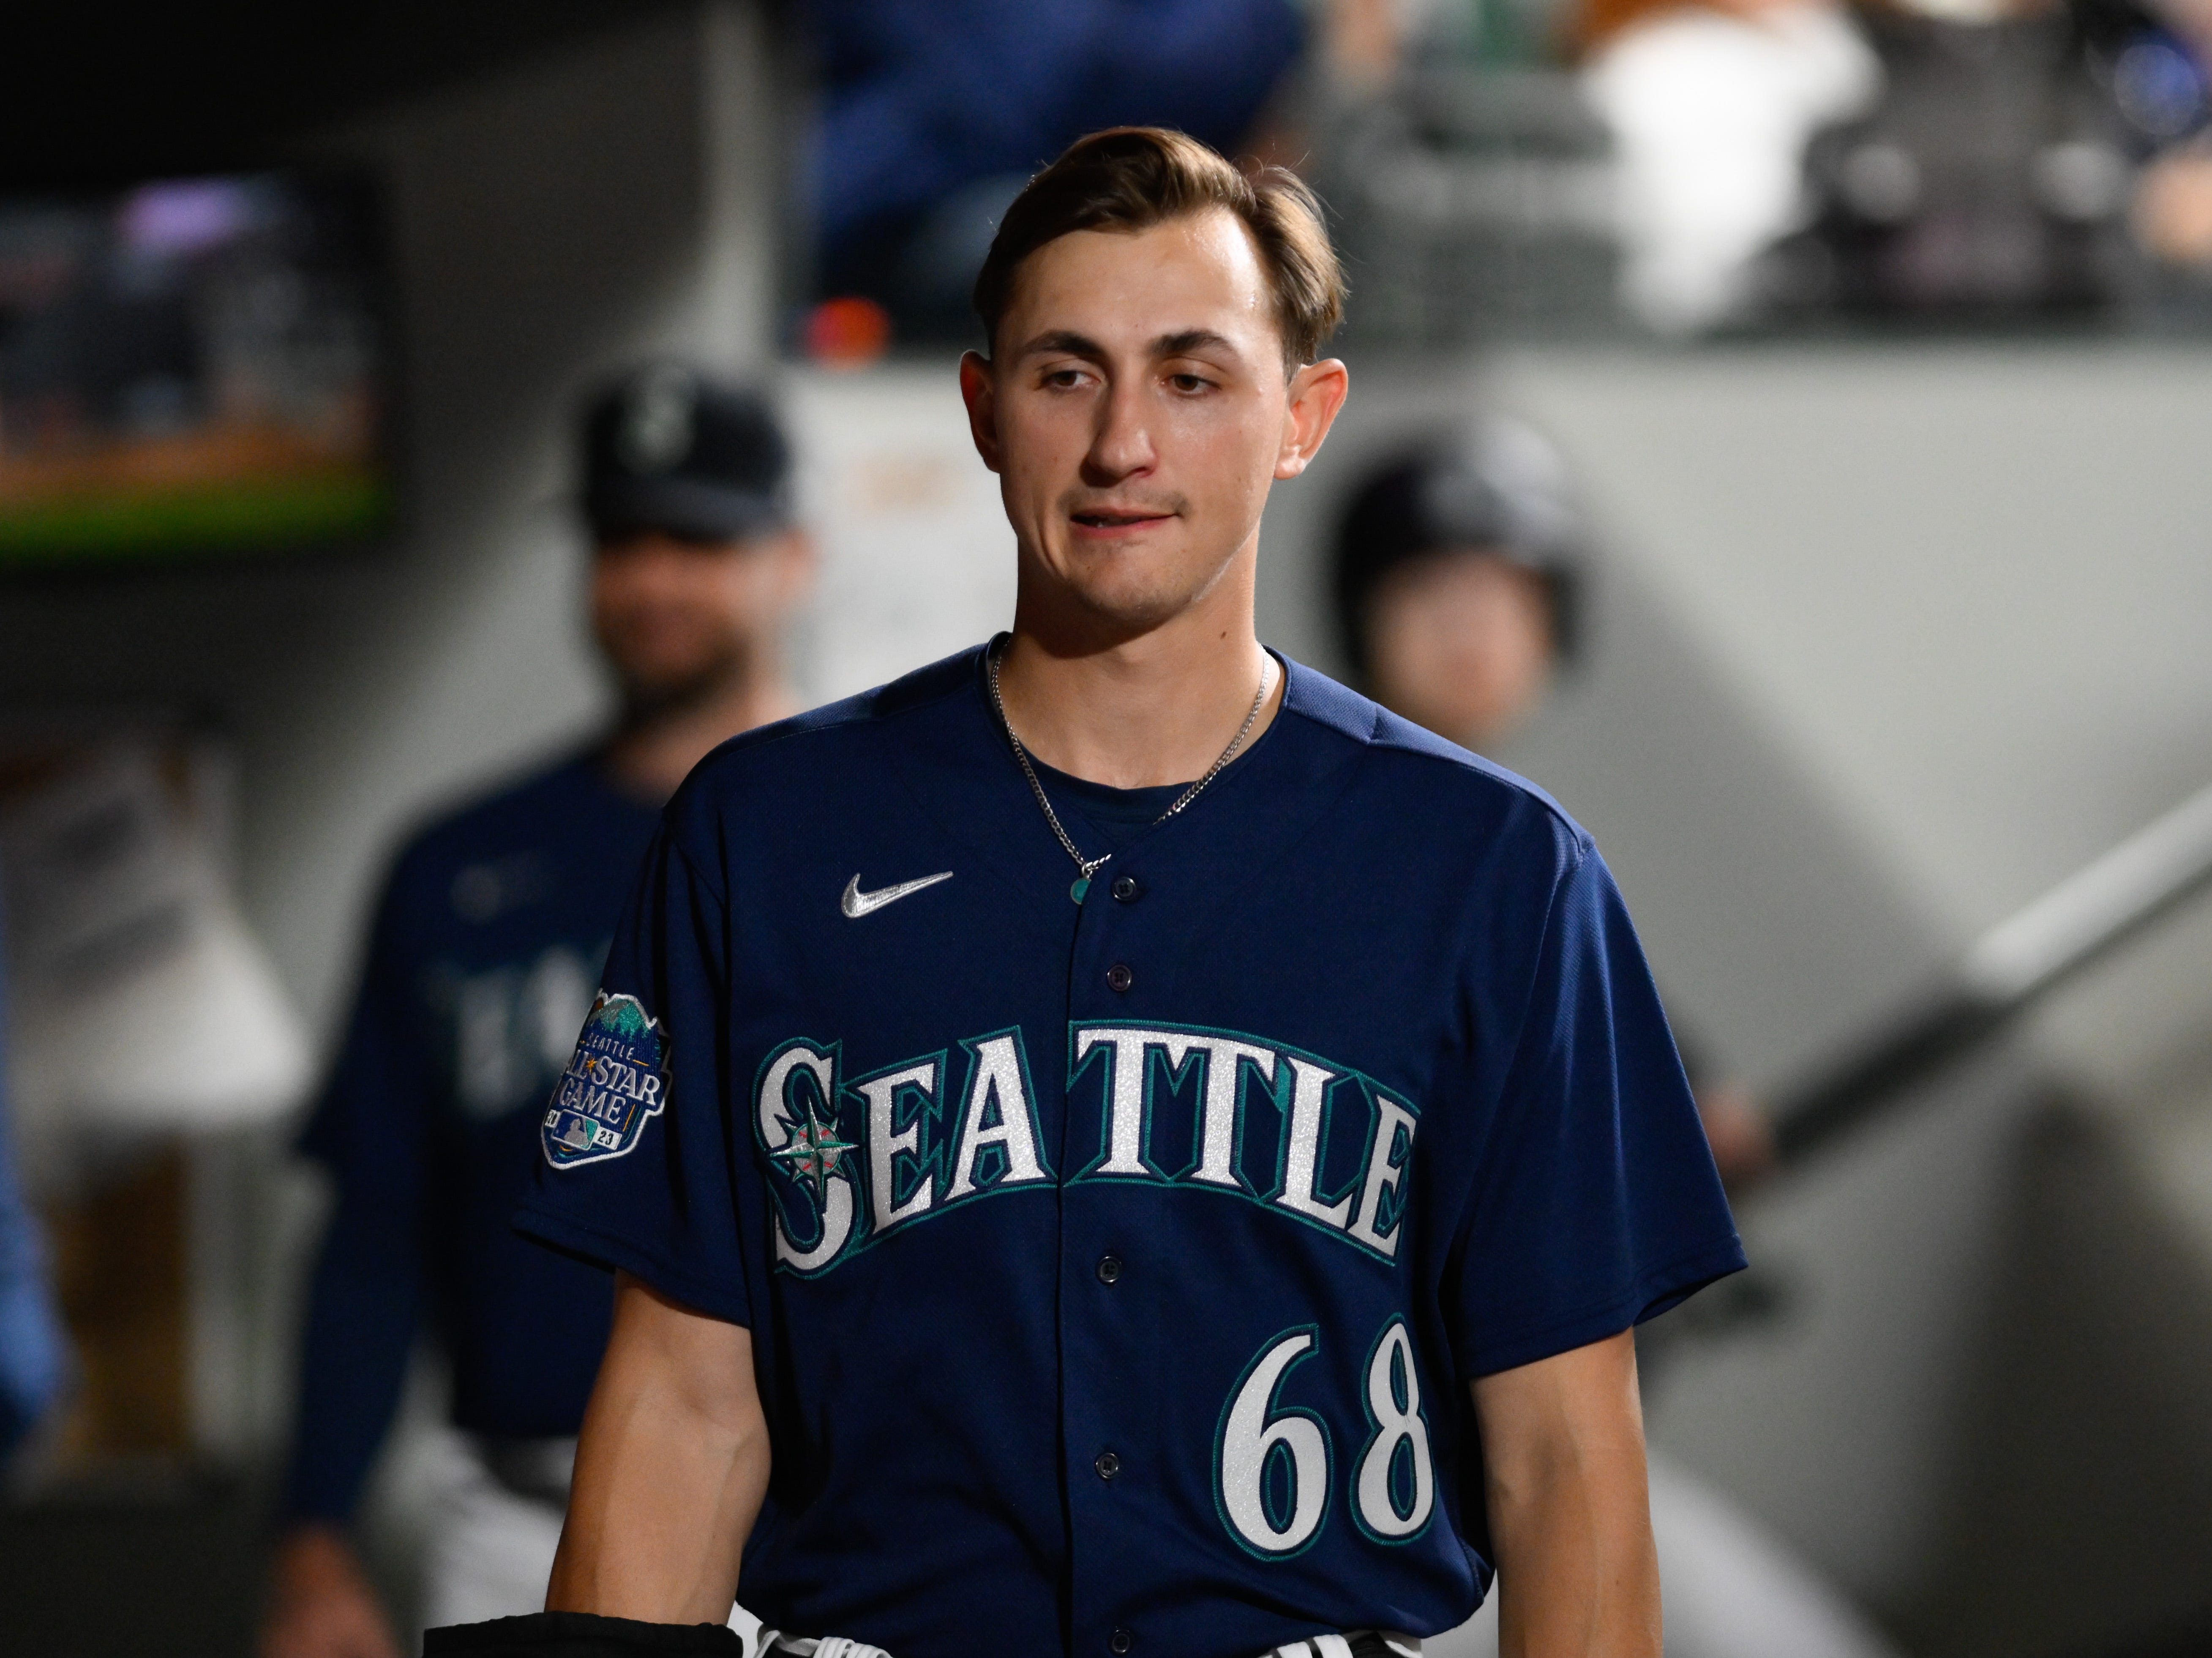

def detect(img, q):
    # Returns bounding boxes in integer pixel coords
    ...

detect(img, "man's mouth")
[1070,507,1174,531]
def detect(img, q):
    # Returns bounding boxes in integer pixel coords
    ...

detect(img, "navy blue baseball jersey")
[283,753,660,1523]
[516,646,1743,1657]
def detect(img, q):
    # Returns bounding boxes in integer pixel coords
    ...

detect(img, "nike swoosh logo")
[841,870,955,919]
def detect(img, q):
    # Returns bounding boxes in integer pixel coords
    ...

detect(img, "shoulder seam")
[699,656,976,768]
[1283,698,1593,854]
[671,834,728,908]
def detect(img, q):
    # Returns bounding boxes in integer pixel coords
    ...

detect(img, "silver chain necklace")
[987,638,1273,903]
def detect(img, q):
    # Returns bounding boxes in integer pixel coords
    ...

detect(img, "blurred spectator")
[2135,142,2212,264]
[1777,0,2137,317]
[1306,0,1581,85]
[1294,2,1631,345]
[1331,418,1584,753]
[260,367,811,1658]
[2085,0,2212,269]
[801,0,1305,340]
[0,897,70,1467]
[1577,0,1881,331]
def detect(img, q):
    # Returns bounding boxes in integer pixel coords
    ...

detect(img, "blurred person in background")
[1270,0,1882,333]
[2085,0,2212,270]
[1330,420,1585,755]
[259,367,811,1658]
[801,0,1306,341]
[0,900,70,1469]
[1330,433,1905,1658]
[1575,0,1881,330]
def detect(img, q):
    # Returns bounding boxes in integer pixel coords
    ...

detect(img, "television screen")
[0,171,392,570]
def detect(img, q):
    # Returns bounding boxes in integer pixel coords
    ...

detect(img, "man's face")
[960,210,1345,638]
[589,527,810,713]
[1364,549,1557,750]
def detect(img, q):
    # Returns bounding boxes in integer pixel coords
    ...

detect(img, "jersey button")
[1094,1449,1122,1481]
[1096,1254,1123,1284]
[1111,874,1141,903]
[1106,963,1134,993]
[1109,1631,1134,1655]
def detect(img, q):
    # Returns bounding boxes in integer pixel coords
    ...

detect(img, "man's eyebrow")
[1012,327,1249,362]
[1014,329,1106,360]
[1153,329,1241,359]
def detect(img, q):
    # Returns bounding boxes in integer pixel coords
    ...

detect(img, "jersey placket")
[1060,827,1175,1658]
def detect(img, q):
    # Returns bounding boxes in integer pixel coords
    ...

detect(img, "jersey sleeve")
[513,830,753,1328]
[283,856,439,1523]
[1446,841,1745,1379]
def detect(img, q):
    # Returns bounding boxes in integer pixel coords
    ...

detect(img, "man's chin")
[615,662,740,724]
[1039,588,1184,645]
[1051,560,1227,639]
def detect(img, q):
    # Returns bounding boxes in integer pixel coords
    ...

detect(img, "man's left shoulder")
[1279,658,1593,873]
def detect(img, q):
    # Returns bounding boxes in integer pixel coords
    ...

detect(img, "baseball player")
[436,127,1743,1658]
[261,369,810,1658]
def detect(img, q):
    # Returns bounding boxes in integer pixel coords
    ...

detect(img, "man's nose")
[1082,379,1156,485]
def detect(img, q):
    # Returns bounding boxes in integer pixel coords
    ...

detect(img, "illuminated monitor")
[0,170,393,571]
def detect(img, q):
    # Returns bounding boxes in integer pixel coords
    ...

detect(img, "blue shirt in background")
[281,753,661,1523]
[0,897,69,1463]
[805,0,1306,302]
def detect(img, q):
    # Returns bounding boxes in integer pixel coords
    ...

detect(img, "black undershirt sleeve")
[425,1612,745,1657]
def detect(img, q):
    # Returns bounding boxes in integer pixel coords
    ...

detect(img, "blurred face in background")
[589,526,811,718]
[1364,548,1557,750]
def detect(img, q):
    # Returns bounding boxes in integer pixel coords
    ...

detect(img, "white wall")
[1489,345,2212,1108]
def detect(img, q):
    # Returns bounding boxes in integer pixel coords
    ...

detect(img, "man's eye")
[1169,373,1211,393]
[1044,368,1088,388]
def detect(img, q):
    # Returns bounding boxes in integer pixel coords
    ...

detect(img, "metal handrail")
[1770,779,2212,1164]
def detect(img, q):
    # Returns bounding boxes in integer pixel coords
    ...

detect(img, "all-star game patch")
[543,991,669,1169]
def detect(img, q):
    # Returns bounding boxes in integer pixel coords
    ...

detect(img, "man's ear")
[958,351,1004,475]
[1275,357,1350,481]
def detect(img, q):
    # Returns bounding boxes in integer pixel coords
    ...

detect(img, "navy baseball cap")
[581,363,793,543]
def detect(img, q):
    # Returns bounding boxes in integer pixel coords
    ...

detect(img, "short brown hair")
[973,127,1346,372]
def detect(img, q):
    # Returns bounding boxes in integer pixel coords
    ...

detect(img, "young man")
[262,367,810,1658]
[448,128,1741,1658]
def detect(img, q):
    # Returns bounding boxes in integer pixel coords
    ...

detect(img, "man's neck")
[995,575,1282,791]
[601,673,800,803]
